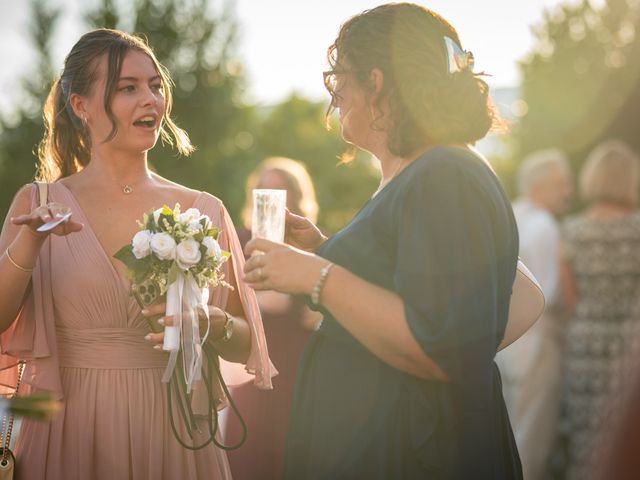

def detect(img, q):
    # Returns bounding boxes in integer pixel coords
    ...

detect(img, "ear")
[68,93,89,122]
[366,68,389,123]
[368,68,385,100]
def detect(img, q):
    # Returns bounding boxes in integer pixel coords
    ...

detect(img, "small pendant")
[122,184,133,194]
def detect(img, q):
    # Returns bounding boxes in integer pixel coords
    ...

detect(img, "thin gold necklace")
[372,158,405,198]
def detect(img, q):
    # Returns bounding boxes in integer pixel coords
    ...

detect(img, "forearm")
[0,228,45,333]
[319,265,449,381]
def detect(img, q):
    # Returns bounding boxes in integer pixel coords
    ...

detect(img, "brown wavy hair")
[37,28,193,181]
[324,3,503,157]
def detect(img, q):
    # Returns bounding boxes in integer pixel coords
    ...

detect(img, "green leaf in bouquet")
[114,245,138,269]
[134,267,152,284]
[146,211,157,232]
[199,217,212,232]
[158,213,176,231]
[206,228,219,238]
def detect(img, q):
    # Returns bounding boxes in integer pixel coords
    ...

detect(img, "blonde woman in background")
[560,140,640,479]
[226,157,322,480]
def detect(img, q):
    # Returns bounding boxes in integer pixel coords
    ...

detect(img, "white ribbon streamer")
[162,272,211,393]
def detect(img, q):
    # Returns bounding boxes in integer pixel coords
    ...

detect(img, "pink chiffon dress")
[0,183,275,480]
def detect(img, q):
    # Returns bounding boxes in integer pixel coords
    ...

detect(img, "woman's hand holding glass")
[243,237,326,295]
[284,209,327,253]
[11,202,82,237]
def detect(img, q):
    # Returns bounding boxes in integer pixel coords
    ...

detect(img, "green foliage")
[250,94,379,233]
[0,0,380,235]
[0,0,59,222]
[515,0,640,166]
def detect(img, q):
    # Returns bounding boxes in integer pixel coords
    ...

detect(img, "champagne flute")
[251,189,287,254]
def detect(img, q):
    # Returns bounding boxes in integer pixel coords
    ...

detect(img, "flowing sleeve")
[202,194,276,390]
[394,158,516,386]
[0,185,63,398]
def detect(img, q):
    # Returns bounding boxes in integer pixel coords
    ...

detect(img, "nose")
[140,85,159,107]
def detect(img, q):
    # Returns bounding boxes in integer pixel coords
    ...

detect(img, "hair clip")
[444,36,475,74]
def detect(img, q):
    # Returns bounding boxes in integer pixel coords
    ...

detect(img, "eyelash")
[117,84,164,93]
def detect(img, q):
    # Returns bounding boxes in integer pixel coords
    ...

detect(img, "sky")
[0,0,596,112]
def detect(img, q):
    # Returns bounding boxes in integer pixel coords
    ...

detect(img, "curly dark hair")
[324,3,502,157]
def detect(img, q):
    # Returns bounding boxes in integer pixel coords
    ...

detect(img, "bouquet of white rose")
[115,204,230,392]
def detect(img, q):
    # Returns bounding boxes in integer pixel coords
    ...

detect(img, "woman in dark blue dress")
[243,4,521,479]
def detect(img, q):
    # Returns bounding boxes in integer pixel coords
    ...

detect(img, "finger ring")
[258,267,264,280]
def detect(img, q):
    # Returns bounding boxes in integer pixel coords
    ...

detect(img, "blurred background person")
[560,140,640,480]
[226,157,322,480]
[497,149,572,480]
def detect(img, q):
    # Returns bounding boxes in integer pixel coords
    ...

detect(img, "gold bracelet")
[5,247,34,273]
[215,311,233,343]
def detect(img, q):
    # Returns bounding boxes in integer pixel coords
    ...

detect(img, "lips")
[133,114,158,129]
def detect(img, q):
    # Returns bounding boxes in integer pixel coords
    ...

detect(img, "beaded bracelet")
[5,247,33,273]
[311,262,334,306]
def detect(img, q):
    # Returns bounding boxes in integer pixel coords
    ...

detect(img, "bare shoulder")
[153,174,226,207]
[198,191,224,209]
[150,173,204,206]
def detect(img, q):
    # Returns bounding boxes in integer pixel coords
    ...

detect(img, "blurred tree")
[515,0,640,174]
[251,94,379,233]
[85,0,119,29]
[0,0,59,221]
[0,0,381,231]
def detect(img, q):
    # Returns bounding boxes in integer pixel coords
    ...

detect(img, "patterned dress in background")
[561,212,640,479]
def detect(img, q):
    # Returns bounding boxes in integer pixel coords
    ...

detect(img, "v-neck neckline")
[57,182,205,297]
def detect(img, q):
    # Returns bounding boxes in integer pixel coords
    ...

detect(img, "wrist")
[310,262,334,306]
[6,230,46,273]
[212,310,234,343]
[17,226,47,248]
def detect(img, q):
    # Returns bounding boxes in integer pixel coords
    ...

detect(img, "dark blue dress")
[283,146,522,479]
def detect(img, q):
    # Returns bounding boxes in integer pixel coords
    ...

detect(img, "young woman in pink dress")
[0,28,273,480]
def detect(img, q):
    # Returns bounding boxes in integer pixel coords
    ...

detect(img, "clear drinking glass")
[251,189,287,244]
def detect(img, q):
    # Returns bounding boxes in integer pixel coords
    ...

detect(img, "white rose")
[132,230,152,259]
[202,236,222,261]
[178,208,201,224]
[176,239,202,270]
[187,219,202,233]
[150,232,177,260]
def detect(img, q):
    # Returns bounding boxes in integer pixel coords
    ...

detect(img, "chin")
[340,124,354,144]
[136,134,160,151]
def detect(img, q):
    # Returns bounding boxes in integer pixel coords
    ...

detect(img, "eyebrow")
[118,75,162,82]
